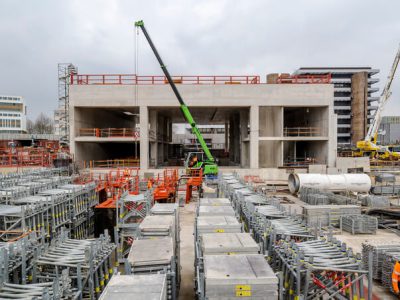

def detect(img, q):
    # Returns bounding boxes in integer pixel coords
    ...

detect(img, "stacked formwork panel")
[195,189,278,299]
[125,208,181,300]
[99,273,167,300]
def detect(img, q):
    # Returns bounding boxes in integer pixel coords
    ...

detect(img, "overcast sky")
[0,0,399,120]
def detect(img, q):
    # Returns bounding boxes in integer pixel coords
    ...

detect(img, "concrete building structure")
[294,68,379,147]
[378,116,400,145]
[0,95,27,134]
[69,74,337,171]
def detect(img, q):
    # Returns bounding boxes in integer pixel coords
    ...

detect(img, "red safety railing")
[78,128,140,138]
[275,74,331,84]
[70,74,261,85]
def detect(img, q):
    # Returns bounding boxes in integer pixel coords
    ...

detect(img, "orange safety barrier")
[71,74,261,85]
[95,168,140,209]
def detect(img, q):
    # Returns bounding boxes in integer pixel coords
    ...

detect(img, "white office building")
[0,95,27,133]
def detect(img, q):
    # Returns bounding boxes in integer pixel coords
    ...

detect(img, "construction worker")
[147,178,153,189]
[189,155,198,167]
[392,261,400,294]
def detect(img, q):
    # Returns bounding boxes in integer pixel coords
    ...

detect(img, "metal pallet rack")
[114,191,152,262]
[340,215,378,234]
[272,237,373,300]
[33,231,116,300]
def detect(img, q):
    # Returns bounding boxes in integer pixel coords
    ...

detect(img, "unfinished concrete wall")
[351,72,368,145]
[259,107,282,137]
[283,107,327,136]
[259,140,282,168]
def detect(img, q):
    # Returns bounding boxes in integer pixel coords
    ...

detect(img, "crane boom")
[134,20,217,174]
[365,44,400,142]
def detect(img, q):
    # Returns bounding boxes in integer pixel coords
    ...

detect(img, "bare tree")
[26,119,34,134]
[32,113,54,134]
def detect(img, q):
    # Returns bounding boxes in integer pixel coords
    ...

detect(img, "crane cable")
[134,26,140,106]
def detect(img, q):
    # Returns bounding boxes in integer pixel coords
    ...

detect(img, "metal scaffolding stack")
[115,191,152,262]
[197,205,236,217]
[361,241,400,280]
[303,204,361,227]
[196,216,242,236]
[340,215,378,234]
[33,231,116,299]
[381,250,400,294]
[272,237,372,300]
[127,238,177,300]
[99,273,167,300]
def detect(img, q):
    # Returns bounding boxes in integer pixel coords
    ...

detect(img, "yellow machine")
[355,45,400,160]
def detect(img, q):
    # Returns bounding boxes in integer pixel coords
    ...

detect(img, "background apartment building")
[295,67,380,147]
[0,95,27,133]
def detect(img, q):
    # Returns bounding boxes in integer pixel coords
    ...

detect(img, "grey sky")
[0,0,399,119]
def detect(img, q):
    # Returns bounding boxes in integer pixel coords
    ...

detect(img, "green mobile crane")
[135,20,218,176]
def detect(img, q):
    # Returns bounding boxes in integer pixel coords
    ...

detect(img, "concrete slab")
[178,202,196,300]
[198,205,236,217]
[201,232,259,254]
[127,237,173,267]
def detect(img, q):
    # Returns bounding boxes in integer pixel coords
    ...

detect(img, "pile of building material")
[99,273,167,300]
[381,250,400,294]
[361,195,391,208]
[202,254,278,299]
[127,237,177,299]
[299,188,357,205]
[303,204,361,227]
[341,215,378,234]
[196,216,242,235]
[35,231,116,299]
[197,205,236,217]
[199,232,259,256]
[361,241,400,280]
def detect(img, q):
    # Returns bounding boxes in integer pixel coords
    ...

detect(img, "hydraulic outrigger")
[135,20,218,176]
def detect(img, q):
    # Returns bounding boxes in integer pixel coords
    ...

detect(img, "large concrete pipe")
[288,173,371,194]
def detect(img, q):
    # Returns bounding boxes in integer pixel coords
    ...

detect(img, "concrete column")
[150,110,158,167]
[240,110,249,167]
[139,106,149,170]
[250,105,259,169]
[233,113,240,163]
[225,122,229,152]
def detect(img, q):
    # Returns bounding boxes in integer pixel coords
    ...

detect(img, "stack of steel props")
[273,236,372,300]
[340,215,378,235]
[252,215,314,255]
[38,189,72,239]
[361,241,400,280]
[302,205,361,227]
[0,231,45,285]
[0,186,30,204]
[0,275,70,299]
[0,203,48,241]
[361,195,391,208]
[33,230,116,300]
[60,183,97,239]
[381,250,400,294]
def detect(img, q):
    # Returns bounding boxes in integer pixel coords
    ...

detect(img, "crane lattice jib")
[365,45,400,142]
[134,20,215,163]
